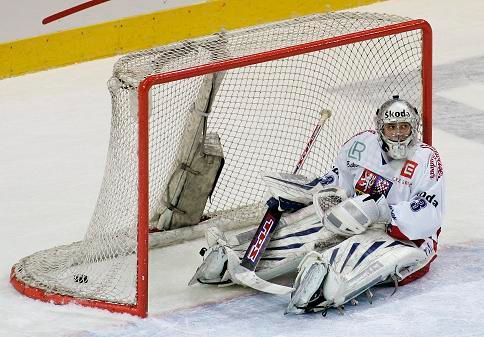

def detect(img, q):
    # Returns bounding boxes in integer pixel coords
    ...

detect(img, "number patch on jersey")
[410,198,427,212]
[355,168,393,197]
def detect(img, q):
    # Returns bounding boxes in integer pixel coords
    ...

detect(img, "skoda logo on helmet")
[384,110,411,119]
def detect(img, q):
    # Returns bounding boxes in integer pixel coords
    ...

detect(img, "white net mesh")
[12,12,428,312]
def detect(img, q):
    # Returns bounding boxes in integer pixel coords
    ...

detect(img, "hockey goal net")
[10,12,432,317]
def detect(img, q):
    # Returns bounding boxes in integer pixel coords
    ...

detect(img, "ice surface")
[75,243,484,337]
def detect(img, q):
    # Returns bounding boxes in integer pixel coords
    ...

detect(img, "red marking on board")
[42,0,110,24]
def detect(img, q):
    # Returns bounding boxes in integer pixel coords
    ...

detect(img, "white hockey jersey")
[321,130,445,251]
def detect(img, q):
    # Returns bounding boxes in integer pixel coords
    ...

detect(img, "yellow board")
[0,0,384,79]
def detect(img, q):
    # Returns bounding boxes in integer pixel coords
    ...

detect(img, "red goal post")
[11,12,432,317]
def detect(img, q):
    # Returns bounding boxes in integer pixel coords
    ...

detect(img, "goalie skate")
[188,245,231,285]
[188,243,295,294]
[188,227,231,285]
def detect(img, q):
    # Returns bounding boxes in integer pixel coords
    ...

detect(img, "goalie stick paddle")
[240,207,281,271]
[228,109,332,295]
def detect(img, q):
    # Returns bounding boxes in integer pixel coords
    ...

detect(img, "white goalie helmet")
[375,95,420,160]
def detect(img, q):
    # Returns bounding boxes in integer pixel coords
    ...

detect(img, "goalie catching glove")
[315,192,392,237]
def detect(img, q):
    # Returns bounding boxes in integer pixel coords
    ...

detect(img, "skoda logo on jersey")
[384,109,411,119]
[416,191,439,207]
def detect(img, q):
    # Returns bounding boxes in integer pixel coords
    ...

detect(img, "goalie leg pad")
[189,204,345,288]
[321,230,427,307]
[255,203,343,279]
[286,229,429,313]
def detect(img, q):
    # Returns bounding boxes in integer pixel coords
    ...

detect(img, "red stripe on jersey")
[387,224,410,241]
[387,224,441,286]
[398,254,437,286]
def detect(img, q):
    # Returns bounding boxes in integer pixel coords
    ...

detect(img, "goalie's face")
[382,122,412,142]
[375,96,420,160]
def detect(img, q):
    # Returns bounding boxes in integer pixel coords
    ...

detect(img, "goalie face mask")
[375,95,420,160]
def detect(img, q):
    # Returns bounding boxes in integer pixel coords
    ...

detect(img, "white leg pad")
[320,229,428,307]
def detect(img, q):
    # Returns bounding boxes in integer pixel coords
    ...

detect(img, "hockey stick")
[226,109,332,294]
[42,0,110,24]
[293,110,331,174]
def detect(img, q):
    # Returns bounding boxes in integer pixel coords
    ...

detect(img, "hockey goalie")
[189,95,445,314]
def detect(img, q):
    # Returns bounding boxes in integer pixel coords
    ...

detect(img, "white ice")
[1,0,484,336]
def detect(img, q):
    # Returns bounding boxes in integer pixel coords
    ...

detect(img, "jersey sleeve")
[333,145,357,197]
[312,148,354,198]
[387,148,445,241]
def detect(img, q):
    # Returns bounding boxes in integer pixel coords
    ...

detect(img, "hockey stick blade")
[226,247,293,295]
